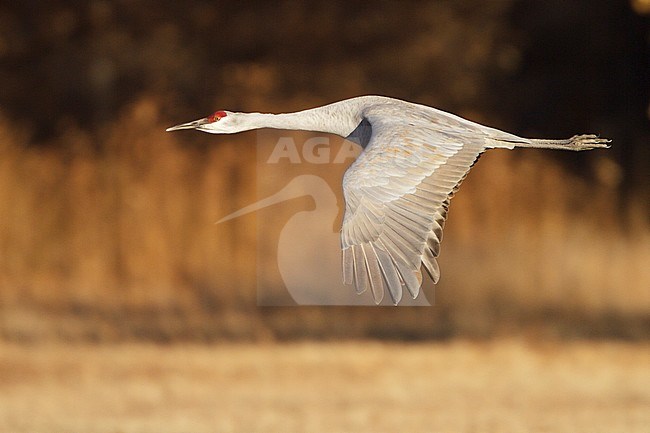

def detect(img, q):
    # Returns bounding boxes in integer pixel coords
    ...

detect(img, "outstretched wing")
[340,104,492,304]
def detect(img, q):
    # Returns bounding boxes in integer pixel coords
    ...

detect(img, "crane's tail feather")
[488,134,611,151]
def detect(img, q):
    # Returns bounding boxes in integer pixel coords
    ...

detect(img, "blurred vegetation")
[0,0,648,342]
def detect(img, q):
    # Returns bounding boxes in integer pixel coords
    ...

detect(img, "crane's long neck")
[240,101,363,138]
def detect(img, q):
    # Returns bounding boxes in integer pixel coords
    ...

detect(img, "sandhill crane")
[166,95,610,305]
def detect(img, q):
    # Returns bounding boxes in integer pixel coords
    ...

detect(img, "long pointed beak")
[165,118,209,132]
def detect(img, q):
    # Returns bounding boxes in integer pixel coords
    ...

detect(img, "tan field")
[0,340,648,433]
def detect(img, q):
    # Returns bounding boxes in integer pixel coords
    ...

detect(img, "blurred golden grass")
[0,340,648,433]
[0,98,648,341]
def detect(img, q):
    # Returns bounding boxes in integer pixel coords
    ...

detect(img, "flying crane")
[167,95,610,305]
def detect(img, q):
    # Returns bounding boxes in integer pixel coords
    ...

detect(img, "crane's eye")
[208,111,227,122]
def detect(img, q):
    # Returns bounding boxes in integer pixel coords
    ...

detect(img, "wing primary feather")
[384,211,428,243]
[376,238,422,298]
[371,243,403,305]
[342,247,353,285]
[378,234,416,269]
[356,212,382,241]
[382,224,422,260]
[426,233,441,257]
[352,245,369,294]
[384,220,425,255]
[429,219,444,241]
[375,236,406,266]
[361,244,385,304]
[422,246,441,284]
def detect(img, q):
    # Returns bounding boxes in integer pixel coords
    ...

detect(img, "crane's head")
[166,110,242,134]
